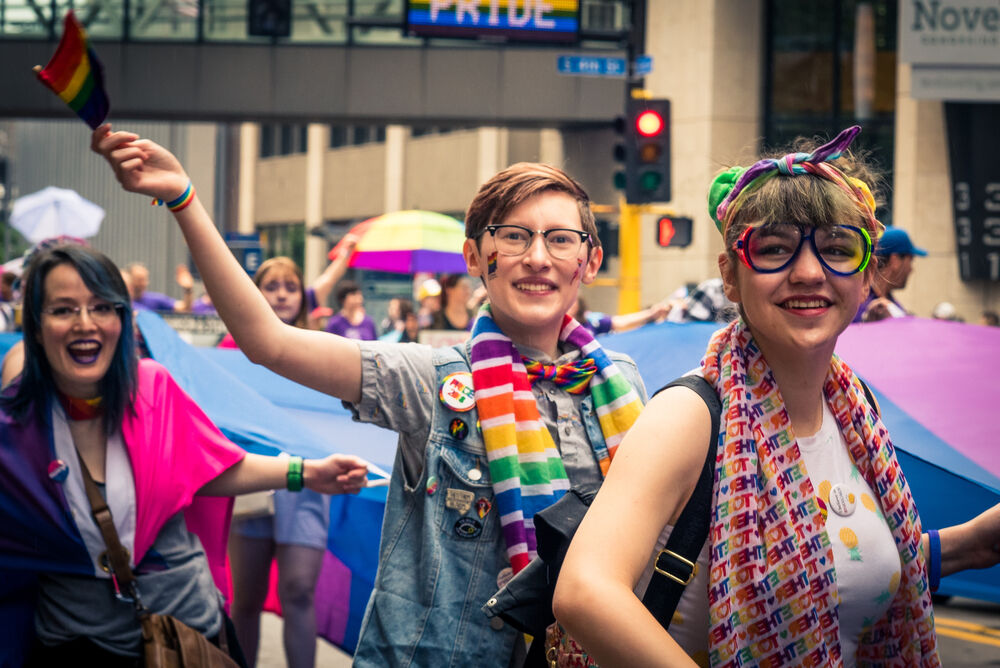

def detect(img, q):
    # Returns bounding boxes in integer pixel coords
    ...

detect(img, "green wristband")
[287,456,304,492]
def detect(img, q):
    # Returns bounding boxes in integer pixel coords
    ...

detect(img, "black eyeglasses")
[482,225,591,260]
[733,223,873,276]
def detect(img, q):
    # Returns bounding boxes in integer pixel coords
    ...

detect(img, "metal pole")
[617,0,647,314]
[618,195,642,314]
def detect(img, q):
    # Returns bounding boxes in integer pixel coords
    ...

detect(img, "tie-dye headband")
[707,125,880,236]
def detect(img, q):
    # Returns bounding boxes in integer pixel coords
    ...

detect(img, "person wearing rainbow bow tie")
[91,124,647,668]
[554,126,1000,668]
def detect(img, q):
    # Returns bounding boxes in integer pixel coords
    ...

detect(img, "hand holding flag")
[34,11,110,129]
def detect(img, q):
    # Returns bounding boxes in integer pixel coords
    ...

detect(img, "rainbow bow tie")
[523,357,598,395]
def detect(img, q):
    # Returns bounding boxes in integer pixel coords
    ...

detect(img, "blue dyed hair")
[5,243,136,432]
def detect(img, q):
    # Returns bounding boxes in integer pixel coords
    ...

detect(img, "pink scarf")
[122,358,246,597]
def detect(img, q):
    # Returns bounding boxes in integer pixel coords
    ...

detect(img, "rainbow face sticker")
[487,251,498,279]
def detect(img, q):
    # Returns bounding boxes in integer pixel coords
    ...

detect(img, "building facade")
[237,0,998,321]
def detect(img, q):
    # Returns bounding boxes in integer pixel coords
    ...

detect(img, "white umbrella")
[9,186,105,244]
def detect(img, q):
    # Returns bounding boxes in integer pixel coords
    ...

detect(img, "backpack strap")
[858,377,880,416]
[640,375,720,631]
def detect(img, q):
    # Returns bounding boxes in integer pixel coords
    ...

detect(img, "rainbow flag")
[34,11,110,129]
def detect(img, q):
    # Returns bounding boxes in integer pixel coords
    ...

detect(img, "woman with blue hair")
[0,241,368,666]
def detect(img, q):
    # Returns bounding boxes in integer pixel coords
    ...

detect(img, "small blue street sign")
[557,55,627,77]
[634,55,653,76]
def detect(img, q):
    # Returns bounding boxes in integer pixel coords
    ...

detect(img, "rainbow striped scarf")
[469,305,643,574]
[702,320,938,667]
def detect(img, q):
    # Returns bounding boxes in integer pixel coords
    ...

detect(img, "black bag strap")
[858,377,880,416]
[640,375,720,631]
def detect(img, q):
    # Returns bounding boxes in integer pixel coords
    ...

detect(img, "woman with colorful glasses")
[0,242,368,667]
[553,127,1000,667]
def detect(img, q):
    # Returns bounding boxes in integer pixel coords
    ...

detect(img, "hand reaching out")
[91,124,190,203]
[961,503,1000,571]
[306,454,369,495]
[175,264,194,291]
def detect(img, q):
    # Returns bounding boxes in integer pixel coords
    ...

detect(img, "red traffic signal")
[655,216,693,248]
[623,98,671,204]
[635,110,664,137]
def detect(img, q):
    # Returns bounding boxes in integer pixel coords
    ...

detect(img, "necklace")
[58,392,105,421]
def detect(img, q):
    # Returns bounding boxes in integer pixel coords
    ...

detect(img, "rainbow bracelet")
[152,181,195,212]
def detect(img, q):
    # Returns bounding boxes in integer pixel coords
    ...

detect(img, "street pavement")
[256,597,1000,667]
[935,596,1000,666]
[257,613,351,668]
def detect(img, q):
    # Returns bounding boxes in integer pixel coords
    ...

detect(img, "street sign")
[634,55,653,76]
[557,55,627,77]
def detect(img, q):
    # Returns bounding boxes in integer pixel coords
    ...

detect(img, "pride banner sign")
[406,0,580,42]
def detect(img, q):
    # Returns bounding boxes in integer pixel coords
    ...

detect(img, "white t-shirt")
[796,401,902,667]
[641,398,901,668]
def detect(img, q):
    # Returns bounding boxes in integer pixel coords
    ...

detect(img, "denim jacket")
[353,343,646,667]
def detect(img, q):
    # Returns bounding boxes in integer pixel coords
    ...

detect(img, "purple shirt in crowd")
[581,311,613,336]
[325,313,378,341]
[190,297,217,315]
[133,291,177,312]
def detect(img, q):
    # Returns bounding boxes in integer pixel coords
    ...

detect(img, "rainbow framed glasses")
[733,223,873,276]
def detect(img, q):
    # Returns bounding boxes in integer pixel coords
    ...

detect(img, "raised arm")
[552,386,712,667]
[311,235,357,307]
[173,263,195,312]
[91,125,363,403]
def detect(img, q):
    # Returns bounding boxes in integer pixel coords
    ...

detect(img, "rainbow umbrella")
[328,210,467,274]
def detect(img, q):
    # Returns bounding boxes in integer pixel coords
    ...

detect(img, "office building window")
[764,0,897,222]
[260,123,308,157]
[257,223,306,269]
[329,124,387,148]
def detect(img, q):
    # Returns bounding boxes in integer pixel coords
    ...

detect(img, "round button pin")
[439,372,476,412]
[48,459,69,483]
[449,418,469,441]
[467,468,483,482]
[828,483,857,517]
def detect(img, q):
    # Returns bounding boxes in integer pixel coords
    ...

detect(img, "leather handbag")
[140,612,237,668]
[75,451,239,668]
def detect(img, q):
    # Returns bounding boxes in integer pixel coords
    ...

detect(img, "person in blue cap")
[854,226,927,322]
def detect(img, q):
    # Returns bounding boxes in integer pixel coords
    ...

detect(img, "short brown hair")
[254,256,309,329]
[465,162,600,250]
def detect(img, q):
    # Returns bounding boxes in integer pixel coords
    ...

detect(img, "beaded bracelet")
[287,455,304,492]
[152,181,195,213]
[928,529,941,592]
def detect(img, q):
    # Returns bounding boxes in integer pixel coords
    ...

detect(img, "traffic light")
[248,0,291,37]
[655,216,692,248]
[612,116,628,192]
[623,98,671,204]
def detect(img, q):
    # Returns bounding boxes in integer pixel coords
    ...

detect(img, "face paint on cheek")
[571,258,584,283]
[487,252,498,280]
